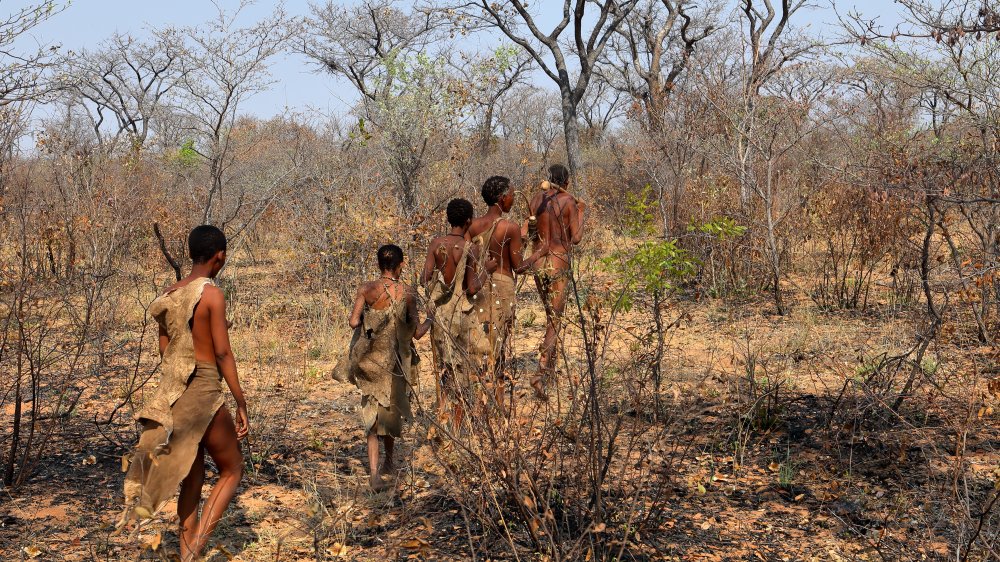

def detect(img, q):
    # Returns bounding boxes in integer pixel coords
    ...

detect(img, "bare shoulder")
[427,236,445,251]
[470,215,488,234]
[466,239,480,258]
[558,192,578,213]
[529,190,543,208]
[359,280,379,295]
[200,284,225,311]
[202,283,224,300]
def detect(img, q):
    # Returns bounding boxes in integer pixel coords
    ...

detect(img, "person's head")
[188,224,227,277]
[481,175,513,212]
[376,244,404,276]
[548,164,570,188]
[446,198,475,232]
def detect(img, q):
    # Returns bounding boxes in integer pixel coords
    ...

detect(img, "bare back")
[360,280,406,311]
[468,216,522,278]
[422,234,482,296]
[350,278,419,330]
[530,188,582,256]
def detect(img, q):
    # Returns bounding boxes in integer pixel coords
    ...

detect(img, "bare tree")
[300,0,455,212]
[299,0,448,122]
[0,1,63,105]
[721,0,821,314]
[457,0,640,184]
[0,1,63,199]
[845,0,1000,343]
[449,44,532,153]
[496,86,564,174]
[174,1,293,223]
[600,0,721,132]
[56,30,185,151]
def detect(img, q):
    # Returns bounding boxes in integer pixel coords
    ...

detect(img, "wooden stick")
[153,222,182,281]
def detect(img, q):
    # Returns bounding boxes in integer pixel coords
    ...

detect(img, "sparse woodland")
[5,0,1000,559]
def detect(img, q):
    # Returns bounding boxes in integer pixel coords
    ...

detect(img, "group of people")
[337,163,585,490]
[118,164,584,560]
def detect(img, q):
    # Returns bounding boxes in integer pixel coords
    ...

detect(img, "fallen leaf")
[121,454,130,473]
[23,546,42,558]
[523,495,536,511]
[401,538,429,549]
[328,543,349,557]
[592,522,606,533]
[150,532,162,551]
[82,455,97,466]
[768,461,780,472]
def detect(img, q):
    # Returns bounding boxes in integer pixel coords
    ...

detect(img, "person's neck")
[486,205,504,219]
[190,263,215,280]
[448,227,466,237]
[380,271,399,282]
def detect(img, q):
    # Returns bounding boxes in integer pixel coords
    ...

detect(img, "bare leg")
[439,369,464,434]
[437,371,449,418]
[189,406,244,558]
[540,277,568,375]
[494,377,506,410]
[178,446,205,561]
[453,398,465,435]
[367,429,388,490]
[382,436,395,474]
[498,315,515,410]
[533,275,567,399]
[531,276,550,399]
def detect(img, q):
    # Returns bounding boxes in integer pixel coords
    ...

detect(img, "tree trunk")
[477,104,495,156]
[764,162,785,315]
[5,349,22,486]
[652,289,665,417]
[559,89,584,190]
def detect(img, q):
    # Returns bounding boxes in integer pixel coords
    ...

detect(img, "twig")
[153,222,182,281]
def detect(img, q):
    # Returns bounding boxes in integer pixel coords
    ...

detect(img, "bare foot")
[182,534,206,562]
[531,379,549,401]
[370,473,388,492]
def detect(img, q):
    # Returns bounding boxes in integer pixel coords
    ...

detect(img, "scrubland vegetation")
[4,0,1000,559]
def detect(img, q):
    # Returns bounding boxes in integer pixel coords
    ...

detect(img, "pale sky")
[6,0,904,119]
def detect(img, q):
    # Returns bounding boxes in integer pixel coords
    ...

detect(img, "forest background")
[4,0,1000,560]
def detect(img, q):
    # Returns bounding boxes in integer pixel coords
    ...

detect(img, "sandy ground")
[0,271,991,561]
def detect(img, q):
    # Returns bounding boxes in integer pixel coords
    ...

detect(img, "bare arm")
[408,287,432,339]
[465,244,485,297]
[205,286,248,439]
[573,201,587,244]
[568,198,584,245]
[158,324,169,357]
[348,285,366,329]
[420,243,437,286]
[510,222,542,275]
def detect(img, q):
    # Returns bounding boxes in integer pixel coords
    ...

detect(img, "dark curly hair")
[376,244,404,272]
[188,225,227,264]
[548,163,570,187]
[481,175,511,206]
[446,198,474,227]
